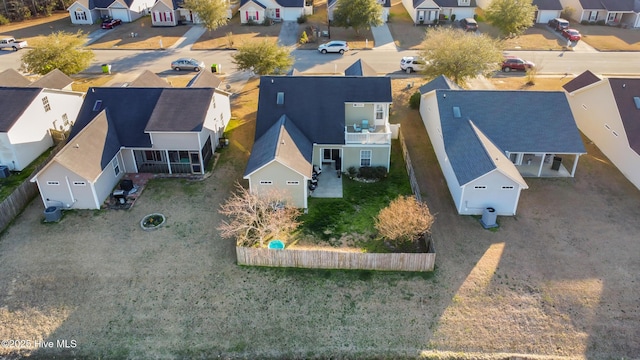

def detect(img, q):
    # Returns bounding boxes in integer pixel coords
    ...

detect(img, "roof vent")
[634,96,640,110]
[92,100,102,111]
[276,92,284,105]
[453,106,461,118]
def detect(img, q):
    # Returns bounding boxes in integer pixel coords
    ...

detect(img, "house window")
[353,103,364,107]
[62,113,69,126]
[42,96,51,112]
[286,181,299,185]
[112,157,120,176]
[474,185,487,189]
[360,150,372,167]
[260,180,273,185]
[47,181,60,185]
[582,104,588,110]
[502,186,514,189]
[459,0,470,5]
[74,10,87,20]
[212,97,216,109]
[375,104,384,120]
[604,124,611,130]
[73,181,86,186]
[612,131,619,137]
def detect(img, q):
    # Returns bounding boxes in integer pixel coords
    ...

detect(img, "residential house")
[419,76,585,215]
[328,0,391,22]
[124,70,171,87]
[563,71,640,191]
[402,0,476,25]
[68,0,155,25]
[558,0,640,26]
[0,87,84,171]
[31,86,231,209]
[150,0,239,26]
[244,72,393,208]
[29,69,75,91]
[239,0,312,24]
[476,0,562,23]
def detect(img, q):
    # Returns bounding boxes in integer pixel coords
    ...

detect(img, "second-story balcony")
[345,123,391,144]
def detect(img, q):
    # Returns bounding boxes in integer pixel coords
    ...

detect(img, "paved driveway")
[278,20,300,47]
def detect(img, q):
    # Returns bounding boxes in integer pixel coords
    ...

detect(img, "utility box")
[44,206,62,222]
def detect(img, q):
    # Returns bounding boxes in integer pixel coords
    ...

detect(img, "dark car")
[548,18,569,31]
[501,57,535,72]
[562,28,582,41]
[101,19,122,29]
[459,18,478,32]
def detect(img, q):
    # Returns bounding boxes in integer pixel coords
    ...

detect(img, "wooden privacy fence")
[0,144,64,233]
[398,130,422,202]
[237,246,436,272]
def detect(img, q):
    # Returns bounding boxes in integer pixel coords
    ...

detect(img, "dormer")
[458,0,470,6]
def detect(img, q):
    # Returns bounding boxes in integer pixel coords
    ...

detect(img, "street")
[1,37,639,77]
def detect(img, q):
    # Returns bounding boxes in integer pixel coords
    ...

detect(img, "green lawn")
[298,140,413,250]
[0,147,54,201]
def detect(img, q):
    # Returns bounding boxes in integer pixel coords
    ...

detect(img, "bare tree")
[375,196,434,245]
[218,182,301,247]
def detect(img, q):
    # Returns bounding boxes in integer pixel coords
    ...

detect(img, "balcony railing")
[345,123,391,144]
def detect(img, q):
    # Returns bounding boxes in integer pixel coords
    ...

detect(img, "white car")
[318,40,349,54]
[400,56,428,73]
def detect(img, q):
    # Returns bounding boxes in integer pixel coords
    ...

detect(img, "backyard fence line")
[0,143,65,234]
[236,246,436,272]
[398,130,422,202]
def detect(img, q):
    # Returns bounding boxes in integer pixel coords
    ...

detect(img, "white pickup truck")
[0,37,28,51]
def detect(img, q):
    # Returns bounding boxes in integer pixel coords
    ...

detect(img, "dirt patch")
[0,77,639,359]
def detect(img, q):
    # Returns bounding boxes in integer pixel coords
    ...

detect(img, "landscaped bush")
[596,19,605,25]
[409,91,421,109]
[375,195,434,246]
[347,166,358,178]
[300,31,308,44]
[0,14,9,25]
[358,166,387,180]
[581,20,589,25]
[297,14,307,24]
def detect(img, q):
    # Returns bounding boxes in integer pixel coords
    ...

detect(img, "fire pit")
[140,213,166,230]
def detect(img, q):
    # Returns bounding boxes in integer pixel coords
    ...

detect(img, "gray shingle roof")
[0,87,41,132]
[419,75,462,94]
[69,88,214,171]
[240,0,266,8]
[29,69,74,90]
[413,0,439,9]
[276,0,303,7]
[532,0,563,10]
[129,70,171,87]
[255,76,392,144]
[186,70,223,88]
[344,59,377,76]
[435,89,586,185]
[0,68,31,87]
[563,70,601,93]
[433,0,476,7]
[609,78,640,155]
[245,115,313,177]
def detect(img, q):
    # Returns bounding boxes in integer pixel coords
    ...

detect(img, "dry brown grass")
[488,75,575,91]
[569,22,640,51]
[86,16,189,50]
[0,12,98,44]
[387,1,427,49]
[192,15,281,50]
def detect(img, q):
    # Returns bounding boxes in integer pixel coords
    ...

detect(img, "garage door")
[111,8,130,22]
[538,10,559,24]
[282,8,302,21]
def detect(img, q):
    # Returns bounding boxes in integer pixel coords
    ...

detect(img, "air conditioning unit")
[0,165,10,178]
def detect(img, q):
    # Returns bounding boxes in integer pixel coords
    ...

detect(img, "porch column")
[537,153,545,177]
[571,154,580,177]
[165,150,172,174]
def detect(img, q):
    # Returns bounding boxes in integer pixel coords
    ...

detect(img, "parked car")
[101,19,122,29]
[562,28,582,42]
[459,18,478,32]
[548,18,569,31]
[171,58,205,72]
[501,57,535,72]
[400,56,428,73]
[318,40,349,54]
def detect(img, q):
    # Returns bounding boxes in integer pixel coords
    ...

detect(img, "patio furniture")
[313,165,322,176]
[353,123,361,132]
[368,123,375,132]
[361,120,369,131]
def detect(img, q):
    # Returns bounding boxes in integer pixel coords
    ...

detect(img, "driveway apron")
[371,24,397,51]
[278,21,300,47]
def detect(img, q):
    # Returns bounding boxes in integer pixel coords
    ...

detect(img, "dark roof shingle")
[0,88,41,132]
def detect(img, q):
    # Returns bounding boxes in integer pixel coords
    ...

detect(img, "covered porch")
[510,153,581,178]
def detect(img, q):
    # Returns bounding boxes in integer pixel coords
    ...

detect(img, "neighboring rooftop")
[0,87,42,132]
[563,70,601,93]
[0,68,31,87]
[29,69,74,90]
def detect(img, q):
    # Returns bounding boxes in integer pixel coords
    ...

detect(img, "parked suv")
[501,57,535,72]
[548,18,569,31]
[400,56,428,73]
[459,18,478,32]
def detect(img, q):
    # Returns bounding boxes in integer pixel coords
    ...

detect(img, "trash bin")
[551,156,562,171]
[211,64,218,73]
[102,64,112,74]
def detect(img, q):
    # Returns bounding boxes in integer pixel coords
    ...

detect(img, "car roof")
[463,18,477,22]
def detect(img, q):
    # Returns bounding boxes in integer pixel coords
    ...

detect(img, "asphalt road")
[1,44,639,77]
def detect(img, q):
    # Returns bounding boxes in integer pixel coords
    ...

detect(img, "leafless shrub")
[375,196,434,244]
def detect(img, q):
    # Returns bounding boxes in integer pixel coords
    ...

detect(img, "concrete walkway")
[278,21,300,47]
[169,25,207,50]
[371,24,397,51]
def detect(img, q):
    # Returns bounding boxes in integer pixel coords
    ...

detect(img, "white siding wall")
[5,90,83,171]
[567,83,640,191]
[35,162,76,208]
[69,4,97,24]
[282,7,303,20]
[92,152,125,209]
[402,0,417,22]
[341,145,390,170]
[420,92,463,212]
[461,170,521,215]
[202,92,232,147]
[445,7,475,19]
[148,132,200,150]
[248,161,307,208]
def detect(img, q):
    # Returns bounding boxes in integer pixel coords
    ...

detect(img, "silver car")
[318,40,349,54]
[171,58,205,72]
